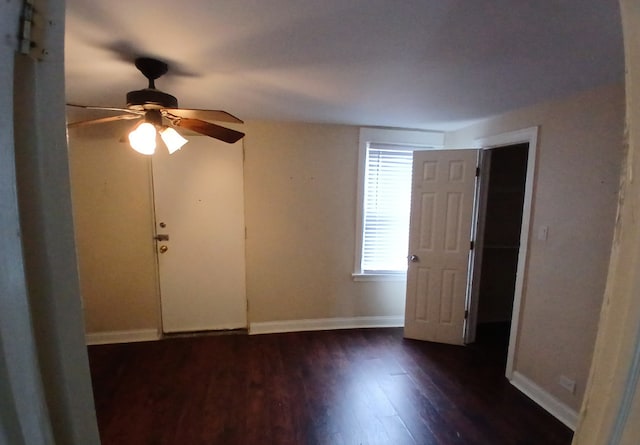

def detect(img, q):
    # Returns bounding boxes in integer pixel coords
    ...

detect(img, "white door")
[404,149,479,345]
[152,136,247,333]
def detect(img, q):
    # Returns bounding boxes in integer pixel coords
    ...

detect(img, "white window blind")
[361,144,413,273]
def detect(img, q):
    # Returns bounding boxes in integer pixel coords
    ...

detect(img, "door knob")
[410,254,419,262]
[159,245,168,254]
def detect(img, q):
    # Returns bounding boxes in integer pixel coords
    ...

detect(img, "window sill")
[352,273,407,282]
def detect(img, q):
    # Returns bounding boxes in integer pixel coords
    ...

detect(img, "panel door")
[152,137,247,333]
[404,149,479,345]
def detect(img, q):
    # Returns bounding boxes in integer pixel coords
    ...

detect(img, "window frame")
[353,128,444,281]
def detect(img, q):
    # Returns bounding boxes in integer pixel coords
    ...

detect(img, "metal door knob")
[410,254,419,262]
[159,245,168,253]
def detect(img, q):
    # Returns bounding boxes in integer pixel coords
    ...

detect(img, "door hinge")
[464,310,469,319]
[19,0,35,55]
[18,0,49,59]
[470,240,474,250]
[475,166,480,177]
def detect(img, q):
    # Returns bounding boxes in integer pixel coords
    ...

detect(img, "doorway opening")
[404,128,537,373]
[473,143,529,357]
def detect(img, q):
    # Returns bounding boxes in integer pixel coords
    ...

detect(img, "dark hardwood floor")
[88,327,573,445]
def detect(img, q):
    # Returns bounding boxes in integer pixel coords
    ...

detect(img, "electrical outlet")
[558,375,576,394]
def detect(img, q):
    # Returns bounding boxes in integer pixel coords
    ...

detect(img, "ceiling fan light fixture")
[160,127,188,154]
[66,57,246,147]
[128,122,157,155]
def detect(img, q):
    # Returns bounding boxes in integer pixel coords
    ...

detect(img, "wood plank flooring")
[88,327,573,445]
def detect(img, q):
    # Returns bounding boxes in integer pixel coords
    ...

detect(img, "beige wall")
[243,121,406,323]
[445,83,625,412]
[68,130,159,334]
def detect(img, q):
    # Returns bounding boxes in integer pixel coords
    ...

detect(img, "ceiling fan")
[66,57,245,155]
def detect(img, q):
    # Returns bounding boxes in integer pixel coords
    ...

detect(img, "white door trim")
[474,127,539,378]
[2,0,101,443]
[464,149,491,344]
[0,4,55,443]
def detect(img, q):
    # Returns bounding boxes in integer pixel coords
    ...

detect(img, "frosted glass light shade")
[128,122,157,155]
[160,127,188,154]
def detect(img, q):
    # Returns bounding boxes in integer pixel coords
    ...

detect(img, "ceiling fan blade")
[164,108,243,124]
[67,114,142,128]
[174,118,245,144]
[66,103,143,115]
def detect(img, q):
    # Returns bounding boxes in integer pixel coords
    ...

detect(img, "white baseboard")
[510,371,579,430]
[249,315,404,335]
[85,328,160,345]
[86,318,403,343]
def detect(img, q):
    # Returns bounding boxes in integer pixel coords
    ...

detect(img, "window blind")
[361,144,413,273]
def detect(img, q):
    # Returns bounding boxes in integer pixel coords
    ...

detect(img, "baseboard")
[249,315,404,335]
[85,328,160,345]
[510,371,579,431]
[86,318,403,342]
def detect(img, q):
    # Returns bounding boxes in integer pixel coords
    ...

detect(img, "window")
[353,128,444,281]
[361,145,413,273]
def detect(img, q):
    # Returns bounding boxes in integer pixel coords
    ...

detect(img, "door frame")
[464,148,491,344]
[466,127,539,379]
[3,1,101,443]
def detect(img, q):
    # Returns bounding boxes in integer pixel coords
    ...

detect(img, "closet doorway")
[471,143,529,353]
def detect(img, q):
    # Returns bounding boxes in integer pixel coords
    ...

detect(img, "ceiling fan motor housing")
[126,89,178,110]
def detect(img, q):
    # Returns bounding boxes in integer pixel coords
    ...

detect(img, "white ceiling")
[64,0,624,131]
